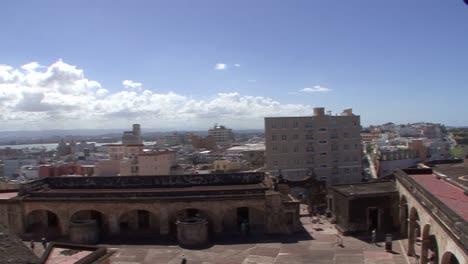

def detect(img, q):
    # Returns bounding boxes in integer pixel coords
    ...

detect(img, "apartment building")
[122,124,143,145]
[265,107,362,185]
[120,151,176,176]
[208,124,234,145]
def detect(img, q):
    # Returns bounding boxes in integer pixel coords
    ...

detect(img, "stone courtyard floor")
[28,212,419,264]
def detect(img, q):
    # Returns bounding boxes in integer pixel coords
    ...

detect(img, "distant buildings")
[120,151,176,176]
[208,124,234,146]
[265,108,362,185]
[122,124,143,145]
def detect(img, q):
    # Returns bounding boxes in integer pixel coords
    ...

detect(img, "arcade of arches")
[17,199,298,243]
[399,194,465,264]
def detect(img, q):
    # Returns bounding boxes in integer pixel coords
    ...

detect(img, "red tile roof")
[0,192,18,199]
[410,174,468,221]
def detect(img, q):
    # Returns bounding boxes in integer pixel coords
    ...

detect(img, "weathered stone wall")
[39,172,265,190]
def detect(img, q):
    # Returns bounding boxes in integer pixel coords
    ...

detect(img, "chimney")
[313,107,325,117]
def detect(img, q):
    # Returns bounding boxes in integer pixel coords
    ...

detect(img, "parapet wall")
[20,172,265,192]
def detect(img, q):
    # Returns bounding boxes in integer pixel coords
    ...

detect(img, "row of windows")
[271,132,359,141]
[271,144,359,152]
[270,120,358,129]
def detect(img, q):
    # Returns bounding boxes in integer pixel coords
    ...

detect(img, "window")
[306,159,314,164]
[305,122,313,128]
[319,140,327,144]
[318,128,328,132]
[293,121,299,128]
[273,160,278,165]
[352,167,359,173]
[272,135,277,141]
[295,159,300,165]
[330,133,338,139]
[320,152,327,156]
[354,144,359,150]
[306,144,314,152]
[272,144,278,152]
[305,134,314,140]
[353,121,358,126]
[272,122,277,129]
[331,145,339,151]
[281,121,287,128]
[293,145,299,152]
[344,144,349,150]
[293,134,299,140]
[332,167,338,174]
[353,155,358,161]
[281,146,288,153]
[343,132,349,138]
[344,168,350,174]
[320,164,328,168]
[281,135,287,141]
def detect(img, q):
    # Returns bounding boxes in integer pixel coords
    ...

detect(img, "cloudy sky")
[1,1,467,131]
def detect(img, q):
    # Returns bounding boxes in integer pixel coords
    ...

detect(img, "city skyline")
[1,1,468,131]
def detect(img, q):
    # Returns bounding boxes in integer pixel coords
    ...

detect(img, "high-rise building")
[208,124,234,146]
[122,124,143,145]
[265,107,362,185]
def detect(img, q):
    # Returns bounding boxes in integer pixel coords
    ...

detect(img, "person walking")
[30,240,35,250]
[41,237,47,249]
[371,229,377,245]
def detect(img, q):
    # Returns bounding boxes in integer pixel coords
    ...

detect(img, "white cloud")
[96,88,109,97]
[300,85,332,93]
[234,64,241,67]
[122,80,142,90]
[248,79,257,83]
[214,63,227,70]
[21,62,42,72]
[0,60,315,130]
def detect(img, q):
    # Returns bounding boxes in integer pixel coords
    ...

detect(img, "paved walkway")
[104,215,412,264]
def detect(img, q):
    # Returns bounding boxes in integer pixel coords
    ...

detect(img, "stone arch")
[408,207,421,257]
[400,195,409,238]
[421,224,439,264]
[25,209,61,239]
[222,206,265,235]
[70,209,108,238]
[440,251,460,264]
[169,208,215,237]
[119,209,160,237]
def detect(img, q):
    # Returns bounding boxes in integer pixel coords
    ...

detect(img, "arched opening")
[119,210,159,237]
[222,207,265,236]
[407,207,421,257]
[170,208,213,237]
[400,195,409,238]
[25,210,61,239]
[441,251,460,264]
[421,225,439,264]
[70,210,107,238]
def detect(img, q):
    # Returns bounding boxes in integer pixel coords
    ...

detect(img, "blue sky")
[0,0,467,130]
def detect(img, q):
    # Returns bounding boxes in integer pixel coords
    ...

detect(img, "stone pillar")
[213,216,223,234]
[108,214,120,236]
[421,238,430,264]
[407,220,415,256]
[159,208,170,235]
[59,212,70,236]
[399,204,408,238]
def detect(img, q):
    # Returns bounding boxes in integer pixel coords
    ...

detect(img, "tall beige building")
[265,108,362,185]
[208,124,234,145]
